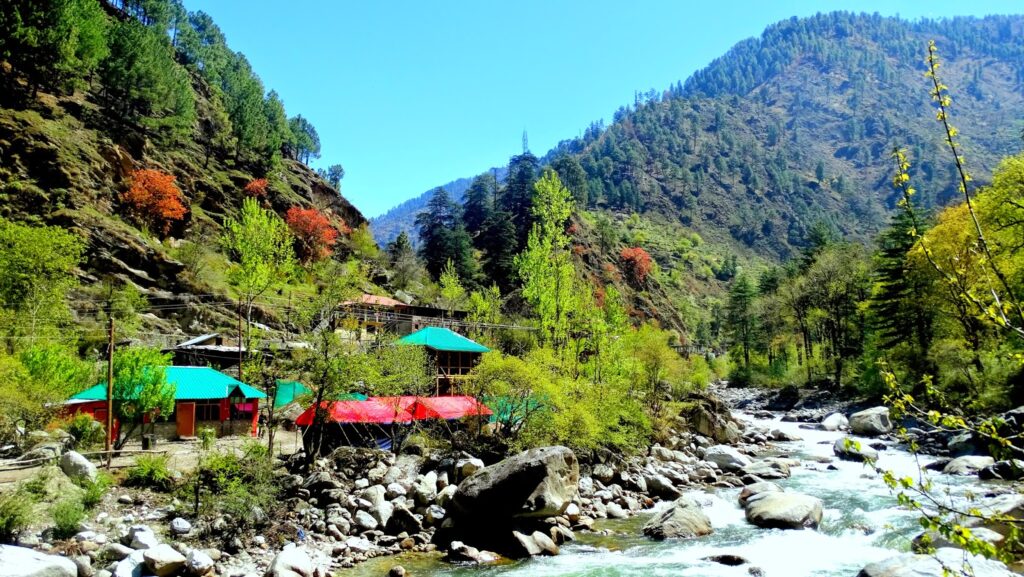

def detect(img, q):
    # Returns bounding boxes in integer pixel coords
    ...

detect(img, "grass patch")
[0,490,32,544]
[124,454,174,491]
[51,497,85,539]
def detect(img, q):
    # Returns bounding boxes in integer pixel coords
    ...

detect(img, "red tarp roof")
[296,396,492,425]
[412,396,493,420]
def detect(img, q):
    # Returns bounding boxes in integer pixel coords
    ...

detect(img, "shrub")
[79,473,112,509]
[285,206,338,262]
[198,427,216,451]
[124,454,173,491]
[243,178,268,197]
[620,247,653,284]
[51,497,85,539]
[22,468,51,499]
[188,446,279,532]
[0,491,32,543]
[66,414,105,449]
[121,169,187,235]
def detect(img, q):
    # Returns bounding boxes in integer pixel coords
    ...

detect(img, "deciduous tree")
[121,169,187,235]
[285,206,338,263]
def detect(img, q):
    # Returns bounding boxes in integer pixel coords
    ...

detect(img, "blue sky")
[183,1,1020,218]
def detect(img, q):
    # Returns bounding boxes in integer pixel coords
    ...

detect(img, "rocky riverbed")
[4,386,1024,577]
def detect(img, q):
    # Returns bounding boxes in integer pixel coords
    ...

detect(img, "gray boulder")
[849,407,893,436]
[0,545,78,577]
[124,526,159,550]
[943,455,995,476]
[643,473,682,500]
[979,460,1024,481]
[112,551,145,577]
[857,547,1015,577]
[641,496,713,540]
[59,451,97,483]
[741,459,791,480]
[142,545,185,577]
[822,413,849,431]
[455,458,485,480]
[738,481,783,506]
[744,492,823,529]
[703,445,751,473]
[264,546,313,577]
[184,550,214,576]
[169,518,192,536]
[446,541,499,564]
[452,446,579,521]
[834,438,878,462]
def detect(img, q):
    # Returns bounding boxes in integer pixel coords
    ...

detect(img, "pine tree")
[462,173,495,238]
[727,273,757,376]
[415,188,459,279]
[500,152,539,249]
[479,211,518,293]
[551,155,589,206]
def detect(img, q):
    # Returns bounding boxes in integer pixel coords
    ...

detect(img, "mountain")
[375,12,1024,263]
[370,167,505,247]
[0,0,365,337]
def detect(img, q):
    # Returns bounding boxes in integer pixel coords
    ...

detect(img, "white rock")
[59,451,98,483]
[184,550,214,576]
[142,544,186,577]
[943,455,995,476]
[703,445,752,473]
[170,517,192,535]
[265,546,313,577]
[822,413,849,431]
[344,536,373,554]
[0,545,78,577]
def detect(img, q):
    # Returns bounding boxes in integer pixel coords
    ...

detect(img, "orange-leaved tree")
[620,247,652,284]
[244,178,268,197]
[121,169,187,235]
[285,206,339,262]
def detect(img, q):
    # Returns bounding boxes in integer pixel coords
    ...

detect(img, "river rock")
[834,438,878,462]
[943,455,995,475]
[142,545,185,577]
[446,541,499,564]
[592,463,615,484]
[184,550,214,576]
[456,458,485,480]
[979,460,1024,481]
[112,551,145,577]
[124,526,159,550]
[265,546,313,577]
[857,547,1015,577]
[99,544,134,562]
[703,445,751,473]
[738,482,783,506]
[643,473,683,500]
[744,492,822,530]
[59,451,97,483]
[822,413,849,431]
[354,510,379,530]
[0,545,78,577]
[849,407,892,436]
[169,518,192,536]
[641,496,713,540]
[605,502,629,519]
[452,446,579,520]
[741,459,790,480]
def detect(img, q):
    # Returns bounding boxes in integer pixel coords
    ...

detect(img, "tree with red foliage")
[620,247,653,285]
[285,206,338,262]
[244,178,268,197]
[121,169,187,235]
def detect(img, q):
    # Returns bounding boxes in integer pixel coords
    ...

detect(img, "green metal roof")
[71,366,267,402]
[397,327,490,353]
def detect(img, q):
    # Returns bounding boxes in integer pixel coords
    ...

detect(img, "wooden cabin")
[397,327,490,394]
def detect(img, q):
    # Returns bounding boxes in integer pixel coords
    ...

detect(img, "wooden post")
[105,316,114,468]
[237,301,244,379]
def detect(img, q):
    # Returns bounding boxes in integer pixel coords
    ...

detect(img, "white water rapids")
[344,412,997,577]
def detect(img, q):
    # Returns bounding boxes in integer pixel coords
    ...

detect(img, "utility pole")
[237,301,244,380]
[105,315,114,468]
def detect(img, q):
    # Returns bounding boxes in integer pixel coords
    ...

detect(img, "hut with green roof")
[398,327,490,395]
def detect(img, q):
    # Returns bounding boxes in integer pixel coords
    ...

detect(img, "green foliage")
[0,490,32,544]
[0,345,93,442]
[287,115,320,164]
[79,473,111,509]
[188,443,278,531]
[100,19,196,140]
[198,426,216,451]
[222,197,295,321]
[348,223,379,260]
[124,454,174,491]
[416,188,476,282]
[50,497,85,539]
[65,413,104,449]
[438,259,466,314]
[111,347,175,448]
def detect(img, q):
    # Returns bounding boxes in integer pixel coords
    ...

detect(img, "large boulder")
[643,473,683,500]
[943,455,995,476]
[857,547,1014,577]
[0,545,78,577]
[184,550,215,576]
[452,446,579,520]
[979,460,1024,481]
[741,459,790,480]
[59,451,97,483]
[849,407,893,436]
[703,445,751,473]
[834,438,878,462]
[744,492,823,530]
[641,496,713,540]
[822,413,849,431]
[738,482,783,506]
[265,546,313,577]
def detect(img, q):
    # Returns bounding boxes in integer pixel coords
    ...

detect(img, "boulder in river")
[833,437,878,462]
[0,545,78,577]
[857,547,1015,577]
[822,413,849,431]
[744,491,823,530]
[738,481,783,506]
[849,407,893,436]
[943,455,995,475]
[703,445,752,473]
[979,459,1024,481]
[741,459,790,480]
[912,527,1004,553]
[642,496,713,540]
[452,446,579,520]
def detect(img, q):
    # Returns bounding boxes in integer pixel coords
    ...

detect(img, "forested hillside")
[0,0,366,340]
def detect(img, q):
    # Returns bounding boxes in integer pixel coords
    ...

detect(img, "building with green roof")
[66,366,266,439]
[398,327,490,394]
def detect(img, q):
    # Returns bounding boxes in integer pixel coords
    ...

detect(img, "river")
[340,412,985,577]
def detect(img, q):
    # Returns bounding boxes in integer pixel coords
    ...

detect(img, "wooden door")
[176,402,196,438]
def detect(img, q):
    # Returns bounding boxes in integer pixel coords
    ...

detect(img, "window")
[195,401,221,421]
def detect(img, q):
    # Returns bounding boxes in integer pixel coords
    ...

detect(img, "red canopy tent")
[411,395,493,420]
[295,399,414,426]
